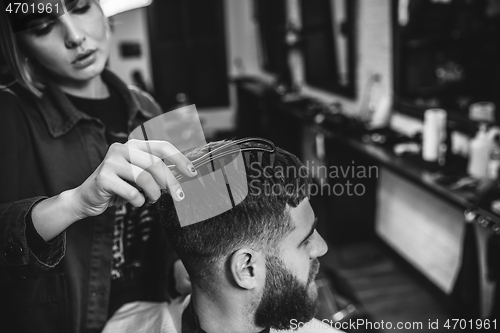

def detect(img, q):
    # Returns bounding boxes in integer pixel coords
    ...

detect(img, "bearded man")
[104,140,343,333]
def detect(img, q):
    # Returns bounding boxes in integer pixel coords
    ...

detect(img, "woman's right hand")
[73,139,197,220]
[31,139,196,241]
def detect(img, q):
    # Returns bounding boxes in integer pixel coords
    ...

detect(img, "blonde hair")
[0,10,45,98]
[0,0,110,99]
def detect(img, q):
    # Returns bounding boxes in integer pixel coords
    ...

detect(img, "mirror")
[392,0,500,125]
[300,0,357,98]
[253,0,289,82]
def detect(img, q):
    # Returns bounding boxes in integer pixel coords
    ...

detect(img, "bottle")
[468,124,500,178]
[487,147,500,180]
[422,109,447,162]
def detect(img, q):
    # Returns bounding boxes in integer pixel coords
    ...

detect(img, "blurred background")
[2,0,500,332]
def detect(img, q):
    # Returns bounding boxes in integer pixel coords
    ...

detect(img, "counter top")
[328,132,472,208]
[293,104,500,231]
[235,77,500,231]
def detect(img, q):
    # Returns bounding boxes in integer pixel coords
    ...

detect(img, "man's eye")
[303,232,315,247]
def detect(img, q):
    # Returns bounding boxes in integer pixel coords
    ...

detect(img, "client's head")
[159,140,328,331]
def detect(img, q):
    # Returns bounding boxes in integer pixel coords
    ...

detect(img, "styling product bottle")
[422,109,447,162]
[468,124,500,178]
[487,147,500,180]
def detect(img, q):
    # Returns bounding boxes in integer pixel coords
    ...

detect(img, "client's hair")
[159,140,311,290]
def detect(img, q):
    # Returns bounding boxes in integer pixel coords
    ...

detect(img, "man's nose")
[311,231,328,259]
[61,17,86,48]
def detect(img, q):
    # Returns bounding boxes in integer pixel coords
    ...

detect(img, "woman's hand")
[31,140,196,242]
[73,139,197,219]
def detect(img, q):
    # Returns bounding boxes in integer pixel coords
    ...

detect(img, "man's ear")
[229,248,264,290]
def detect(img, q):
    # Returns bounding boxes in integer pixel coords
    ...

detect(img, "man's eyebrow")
[299,217,317,246]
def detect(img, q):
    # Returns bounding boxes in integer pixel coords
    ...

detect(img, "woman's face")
[17,0,111,84]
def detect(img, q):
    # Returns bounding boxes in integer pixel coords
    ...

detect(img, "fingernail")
[176,188,185,201]
[188,164,197,175]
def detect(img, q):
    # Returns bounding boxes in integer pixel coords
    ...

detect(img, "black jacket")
[0,70,173,333]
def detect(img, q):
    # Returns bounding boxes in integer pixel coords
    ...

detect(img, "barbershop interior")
[1,0,500,332]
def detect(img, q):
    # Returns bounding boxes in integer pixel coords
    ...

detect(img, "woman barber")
[0,1,191,332]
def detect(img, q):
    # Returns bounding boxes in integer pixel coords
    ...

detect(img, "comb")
[166,137,276,181]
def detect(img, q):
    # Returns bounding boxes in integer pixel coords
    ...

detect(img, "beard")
[254,255,320,330]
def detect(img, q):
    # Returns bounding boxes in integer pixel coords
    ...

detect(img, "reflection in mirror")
[393,0,500,124]
[254,0,289,83]
[300,0,357,98]
[332,0,349,87]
